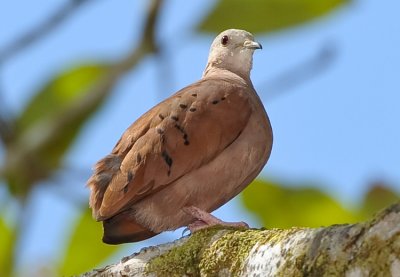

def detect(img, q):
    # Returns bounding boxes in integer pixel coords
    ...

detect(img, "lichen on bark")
[271,203,400,276]
[200,228,304,276]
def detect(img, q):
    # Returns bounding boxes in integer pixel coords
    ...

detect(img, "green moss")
[145,227,222,277]
[146,227,303,276]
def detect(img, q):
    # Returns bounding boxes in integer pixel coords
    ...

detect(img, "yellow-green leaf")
[0,217,13,275]
[359,183,399,218]
[242,179,357,228]
[199,0,350,34]
[5,64,109,194]
[16,64,108,161]
[18,64,107,130]
[59,208,121,276]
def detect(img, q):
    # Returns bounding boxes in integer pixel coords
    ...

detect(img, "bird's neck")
[202,64,252,86]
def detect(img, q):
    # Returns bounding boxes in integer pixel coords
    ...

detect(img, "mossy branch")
[80,202,400,277]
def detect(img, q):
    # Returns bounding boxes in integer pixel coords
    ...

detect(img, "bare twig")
[0,116,12,146]
[114,0,162,72]
[259,42,337,100]
[0,0,92,64]
[0,77,14,146]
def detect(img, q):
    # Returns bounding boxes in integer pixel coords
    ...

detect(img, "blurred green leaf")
[16,64,107,164]
[0,217,12,274]
[359,183,399,218]
[242,179,357,228]
[5,64,109,194]
[18,64,106,128]
[199,0,349,34]
[59,208,121,276]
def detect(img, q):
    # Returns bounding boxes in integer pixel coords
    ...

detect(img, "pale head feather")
[203,29,261,80]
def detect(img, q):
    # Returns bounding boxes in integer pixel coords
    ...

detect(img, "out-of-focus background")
[0,0,399,275]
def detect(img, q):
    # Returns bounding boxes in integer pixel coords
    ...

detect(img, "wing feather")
[88,78,253,220]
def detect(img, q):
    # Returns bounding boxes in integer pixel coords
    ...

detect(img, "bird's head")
[204,29,262,79]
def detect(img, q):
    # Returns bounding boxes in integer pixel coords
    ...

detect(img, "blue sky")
[1,0,399,271]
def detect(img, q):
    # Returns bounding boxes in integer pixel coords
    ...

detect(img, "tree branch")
[0,115,12,146]
[81,203,400,276]
[259,42,337,101]
[0,79,14,146]
[0,0,92,65]
[10,0,163,171]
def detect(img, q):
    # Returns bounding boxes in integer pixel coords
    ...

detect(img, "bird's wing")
[88,77,253,220]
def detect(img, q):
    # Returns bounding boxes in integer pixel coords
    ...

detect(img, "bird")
[87,29,273,244]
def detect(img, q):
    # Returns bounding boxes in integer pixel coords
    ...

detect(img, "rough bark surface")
[81,203,400,277]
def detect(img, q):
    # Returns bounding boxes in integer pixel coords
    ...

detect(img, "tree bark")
[81,203,400,276]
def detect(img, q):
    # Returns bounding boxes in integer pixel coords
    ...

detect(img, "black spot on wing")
[175,124,190,146]
[174,124,184,132]
[162,151,173,176]
[124,171,134,194]
[156,127,164,134]
[127,171,134,182]
[183,134,190,145]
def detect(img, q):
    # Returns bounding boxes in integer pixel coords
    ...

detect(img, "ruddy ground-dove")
[87,29,273,244]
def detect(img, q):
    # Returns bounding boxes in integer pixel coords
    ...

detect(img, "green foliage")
[242,179,399,228]
[17,64,106,132]
[242,179,356,228]
[15,63,108,167]
[59,208,121,276]
[0,218,13,274]
[4,64,108,195]
[360,184,399,218]
[199,0,349,34]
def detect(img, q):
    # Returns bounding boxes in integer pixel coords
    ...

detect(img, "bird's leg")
[182,206,249,233]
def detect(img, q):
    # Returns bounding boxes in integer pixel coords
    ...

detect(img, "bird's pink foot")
[183,206,249,233]
[187,220,209,232]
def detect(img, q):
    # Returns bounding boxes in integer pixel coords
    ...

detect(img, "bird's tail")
[102,211,158,244]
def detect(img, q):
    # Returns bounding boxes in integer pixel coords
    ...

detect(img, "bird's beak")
[243,40,262,50]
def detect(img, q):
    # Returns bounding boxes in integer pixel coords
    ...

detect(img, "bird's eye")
[221,35,229,46]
